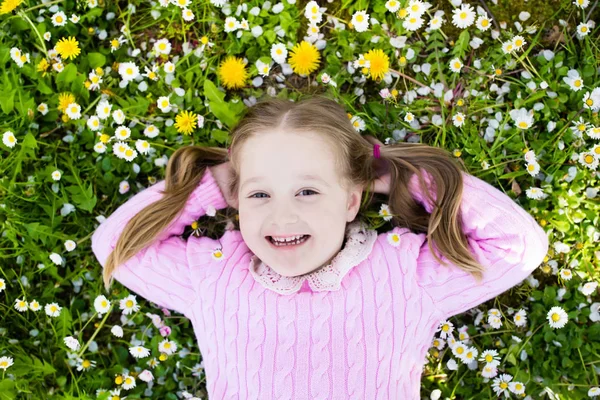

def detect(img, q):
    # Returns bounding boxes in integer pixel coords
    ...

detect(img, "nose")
[269,199,300,228]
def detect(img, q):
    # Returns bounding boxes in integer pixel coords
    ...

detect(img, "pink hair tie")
[227,148,231,155]
[373,144,381,159]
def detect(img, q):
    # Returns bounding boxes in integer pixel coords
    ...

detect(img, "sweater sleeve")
[91,167,228,316]
[410,169,549,320]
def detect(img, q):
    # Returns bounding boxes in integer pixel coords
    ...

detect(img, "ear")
[346,184,364,222]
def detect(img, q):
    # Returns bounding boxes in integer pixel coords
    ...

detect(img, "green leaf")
[543,286,557,306]
[37,79,53,95]
[65,183,97,212]
[203,80,240,129]
[0,379,16,400]
[56,307,72,338]
[0,89,15,114]
[87,52,106,68]
[56,63,78,84]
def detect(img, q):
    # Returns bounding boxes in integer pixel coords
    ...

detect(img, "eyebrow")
[241,174,330,190]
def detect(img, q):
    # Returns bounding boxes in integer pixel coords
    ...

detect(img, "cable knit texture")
[91,167,549,399]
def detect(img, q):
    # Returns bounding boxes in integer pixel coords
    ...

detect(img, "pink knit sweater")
[91,167,548,399]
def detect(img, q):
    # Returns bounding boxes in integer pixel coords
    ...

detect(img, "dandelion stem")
[388,68,428,89]
[17,10,47,58]
[22,0,64,13]
[77,304,113,358]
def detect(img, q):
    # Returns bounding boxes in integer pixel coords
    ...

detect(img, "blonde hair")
[101,94,484,291]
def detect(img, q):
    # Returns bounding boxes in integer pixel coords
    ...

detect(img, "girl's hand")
[363,135,391,196]
[209,162,239,210]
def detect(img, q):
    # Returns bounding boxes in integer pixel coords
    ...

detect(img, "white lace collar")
[248,220,378,295]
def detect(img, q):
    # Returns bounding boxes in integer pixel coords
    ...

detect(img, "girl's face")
[237,129,364,277]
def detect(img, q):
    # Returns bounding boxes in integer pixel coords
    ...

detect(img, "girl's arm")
[411,169,549,320]
[91,167,228,316]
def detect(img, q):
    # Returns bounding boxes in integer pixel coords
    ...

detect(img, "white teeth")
[271,235,305,242]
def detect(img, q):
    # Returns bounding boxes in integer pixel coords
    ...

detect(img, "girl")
[91,95,548,399]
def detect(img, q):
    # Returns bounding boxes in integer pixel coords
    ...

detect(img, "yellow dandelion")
[174,110,197,135]
[58,92,76,112]
[217,56,249,90]
[364,48,389,82]
[37,58,50,77]
[288,41,320,76]
[55,36,81,60]
[0,0,23,14]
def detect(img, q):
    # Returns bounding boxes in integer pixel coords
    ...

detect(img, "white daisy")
[51,11,68,27]
[404,112,415,122]
[94,295,111,314]
[144,124,160,138]
[163,61,176,74]
[403,15,424,31]
[428,15,444,30]
[563,69,584,91]
[491,373,513,396]
[406,0,430,18]
[64,336,81,351]
[121,374,136,390]
[111,325,124,337]
[3,131,17,148]
[120,295,139,315]
[511,35,526,50]
[154,38,172,55]
[583,88,600,111]
[509,107,534,129]
[182,8,195,22]
[451,341,468,362]
[27,299,40,312]
[157,96,172,113]
[547,306,568,329]
[271,43,288,65]
[559,269,573,281]
[461,346,478,364]
[0,278,5,292]
[14,298,28,312]
[158,339,177,355]
[112,109,126,125]
[509,381,526,395]
[115,126,131,140]
[476,14,492,31]
[87,115,102,131]
[451,3,476,29]
[501,41,515,54]
[385,0,401,13]
[37,103,49,115]
[129,346,151,359]
[65,103,82,120]
[449,57,463,73]
[96,100,112,119]
[0,356,14,370]
[118,61,140,82]
[481,363,498,378]
[452,112,465,127]
[479,349,501,366]
[488,315,503,329]
[573,0,590,8]
[576,22,591,38]
[351,10,370,32]
[437,320,454,339]
[45,302,62,317]
[223,16,239,32]
[513,309,528,327]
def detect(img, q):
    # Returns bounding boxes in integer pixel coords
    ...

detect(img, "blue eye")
[249,189,318,199]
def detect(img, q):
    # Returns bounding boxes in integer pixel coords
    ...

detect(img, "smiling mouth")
[266,235,311,247]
